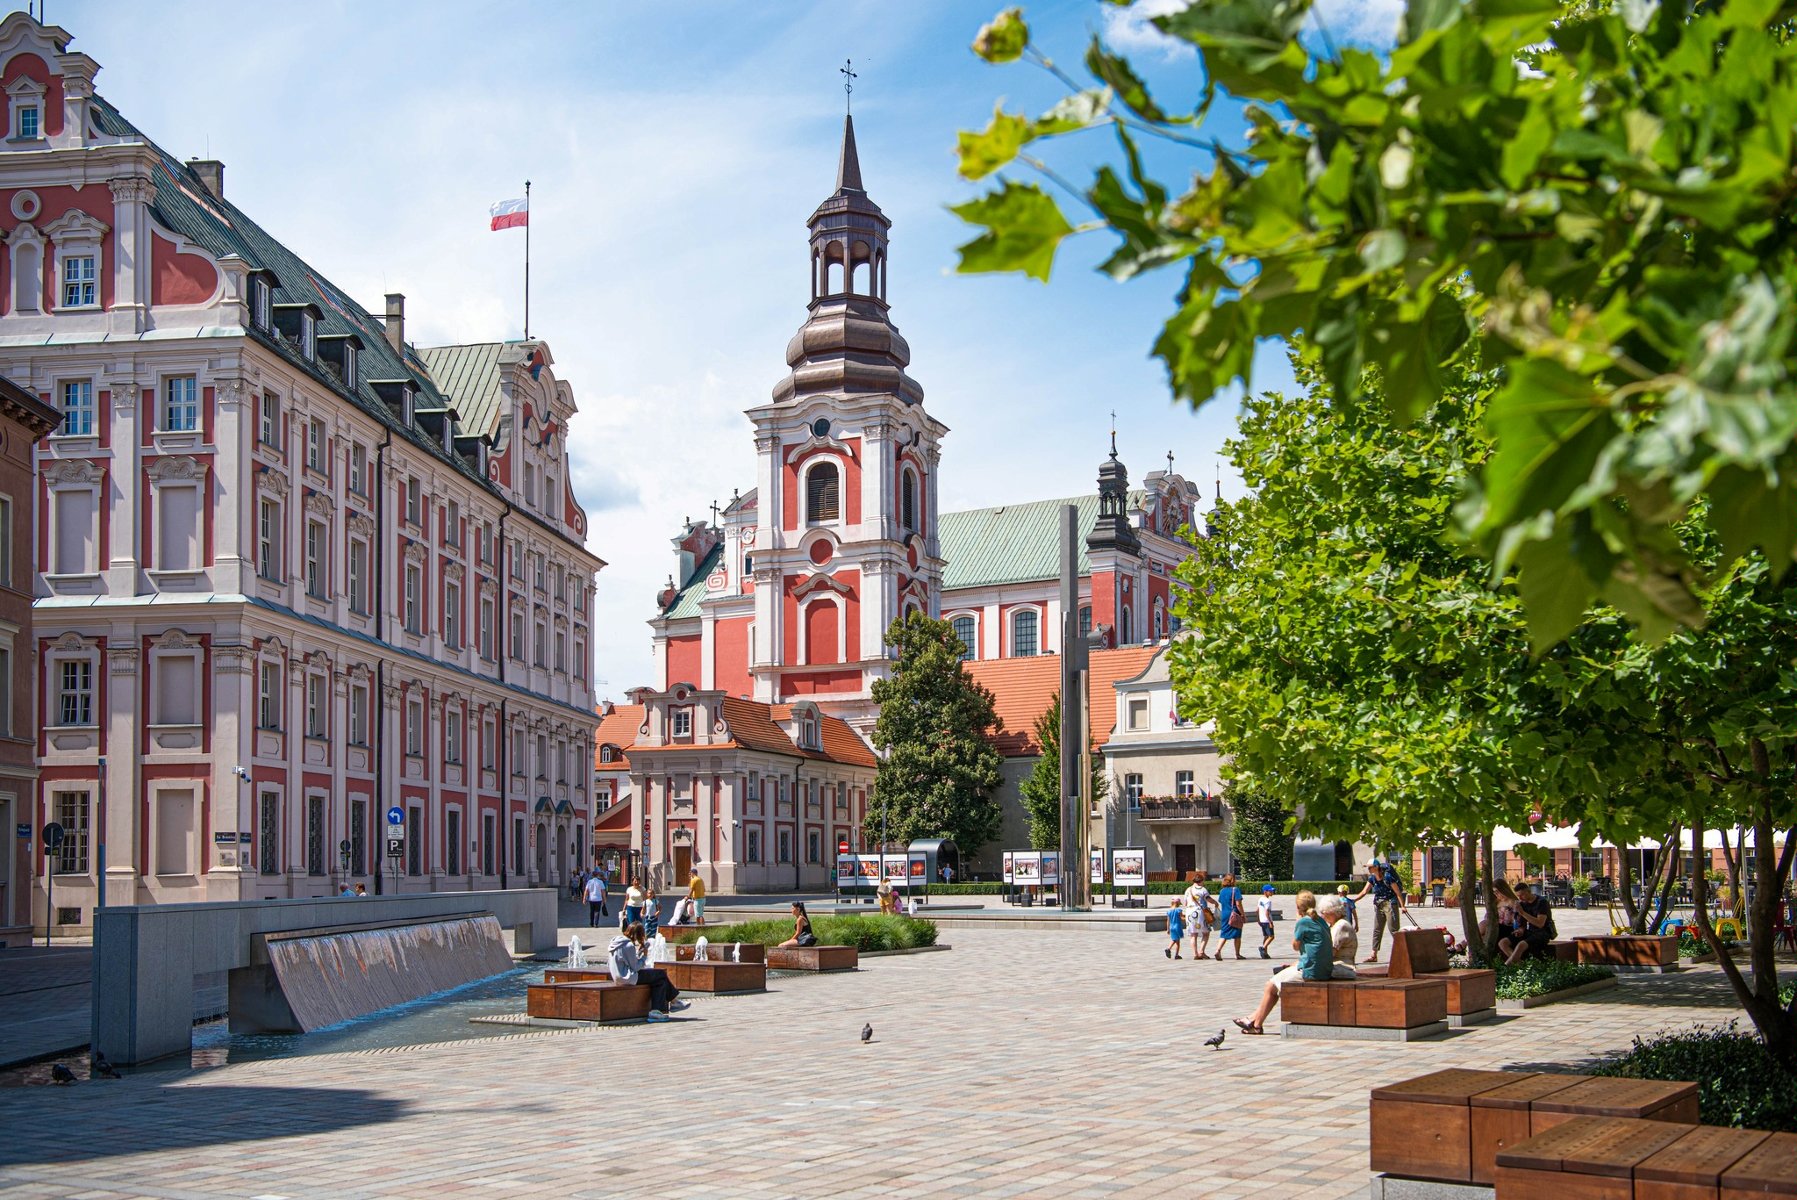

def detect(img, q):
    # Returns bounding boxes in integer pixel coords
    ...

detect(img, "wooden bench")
[1280,977,1448,1041]
[542,967,610,984]
[1575,934,1679,972]
[657,959,766,994]
[1494,1115,1795,1200]
[766,944,858,971]
[671,942,766,964]
[1378,928,1498,1025]
[1368,1070,1702,1190]
[525,980,652,1022]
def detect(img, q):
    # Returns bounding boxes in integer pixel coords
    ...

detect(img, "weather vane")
[840,58,857,113]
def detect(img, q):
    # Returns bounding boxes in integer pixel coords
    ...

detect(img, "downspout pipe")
[372,428,392,894]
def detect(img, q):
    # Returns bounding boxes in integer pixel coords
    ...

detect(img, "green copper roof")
[416,342,516,442]
[939,490,1149,590]
[661,543,722,619]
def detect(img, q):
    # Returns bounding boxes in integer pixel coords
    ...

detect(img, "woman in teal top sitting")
[1232,890,1333,1034]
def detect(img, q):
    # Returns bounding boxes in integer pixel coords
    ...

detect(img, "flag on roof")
[489,197,528,231]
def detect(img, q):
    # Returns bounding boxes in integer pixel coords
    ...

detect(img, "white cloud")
[1099,0,1196,61]
[1308,0,1405,48]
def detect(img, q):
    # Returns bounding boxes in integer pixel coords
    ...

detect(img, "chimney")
[187,158,224,199]
[383,293,405,354]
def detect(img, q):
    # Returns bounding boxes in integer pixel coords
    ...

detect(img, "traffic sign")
[386,807,405,827]
[42,821,65,850]
[385,836,404,858]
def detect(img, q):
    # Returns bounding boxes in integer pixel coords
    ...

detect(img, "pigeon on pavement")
[50,1063,77,1084]
[861,1022,873,1044]
[91,1051,121,1079]
[1203,1028,1226,1050]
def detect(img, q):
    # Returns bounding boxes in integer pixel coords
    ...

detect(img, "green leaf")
[1478,359,1617,532]
[1085,38,1165,122]
[957,106,1031,181]
[950,181,1077,281]
[973,7,1029,63]
[1359,229,1408,273]
[1515,521,1598,652]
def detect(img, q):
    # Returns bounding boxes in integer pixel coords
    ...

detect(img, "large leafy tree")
[866,613,1007,855]
[1224,780,1295,881]
[956,0,1797,647]
[1019,692,1109,849]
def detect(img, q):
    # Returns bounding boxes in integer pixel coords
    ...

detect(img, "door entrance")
[1173,843,1196,879]
[673,845,692,886]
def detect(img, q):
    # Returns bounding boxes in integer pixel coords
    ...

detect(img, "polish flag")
[489,197,529,231]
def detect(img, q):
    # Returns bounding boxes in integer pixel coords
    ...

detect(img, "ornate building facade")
[0,13,604,931]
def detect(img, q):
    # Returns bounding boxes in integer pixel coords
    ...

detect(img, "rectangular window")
[0,495,10,587]
[404,564,422,633]
[258,791,280,876]
[304,520,326,598]
[349,681,368,745]
[444,582,462,648]
[56,659,92,726]
[348,539,368,613]
[52,791,90,874]
[258,661,282,729]
[300,312,317,360]
[532,616,547,667]
[479,597,495,660]
[446,500,461,548]
[156,484,200,571]
[1175,770,1195,798]
[343,343,358,391]
[536,734,548,779]
[573,637,586,682]
[778,828,793,864]
[259,392,280,446]
[349,442,366,495]
[407,805,422,876]
[479,522,492,564]
[511,538,524,580]
[350,798,367,876]
[509,607,524,661]
[306,795,325,876]
[807,830,821,865]
[17,103,39,139]
[1127,697,1149,732]
[446,707,463,764]
[524,464,536,510]
[533,552,545,592]
[482,813,496,876]
[447,809,462,876]
[163,376,198,432]
[306,418,326,472]
[0,646,10,737]
[155,789,195,876]
[513,815,525,875]
[59,380,94,435]
[671,707,692,738]
[154,654,197,725]
[406,477,421,526]
[554,628,566,674]
[746,827,762,865]
[406,696,424,755]
[61,254,97,308]
[306,674,326,738]
[52,489,94,574]
[257,498,282,581]
[512,727,525,776]
[254,278,271,330]
[481,717,496,769]
[1125,774,1144,812]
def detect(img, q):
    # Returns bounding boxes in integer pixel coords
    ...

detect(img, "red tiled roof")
[964,646,1160,758]
[772,705,878,768]
[592,704,646,770]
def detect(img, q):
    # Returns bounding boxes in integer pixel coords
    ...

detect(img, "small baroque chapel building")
[613,116,1216,889]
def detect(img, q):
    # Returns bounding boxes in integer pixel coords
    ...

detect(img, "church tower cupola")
[1087,432,1140,555]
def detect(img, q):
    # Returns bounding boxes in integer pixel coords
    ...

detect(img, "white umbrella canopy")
[1490,825,1789,852]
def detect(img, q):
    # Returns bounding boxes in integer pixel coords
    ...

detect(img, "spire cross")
[1109,409,1118,459]
[840,58,857,113]
[710,498,722,526]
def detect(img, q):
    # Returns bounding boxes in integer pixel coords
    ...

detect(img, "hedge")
[1595,1023,1797,1132]
[667,913,938,952]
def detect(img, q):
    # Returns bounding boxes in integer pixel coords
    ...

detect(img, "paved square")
[0,917,1743,1199]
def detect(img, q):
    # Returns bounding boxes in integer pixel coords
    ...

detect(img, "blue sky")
[55,0,1394,695]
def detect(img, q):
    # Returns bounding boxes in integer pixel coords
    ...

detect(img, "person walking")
[607,921,687,1022]
[1165,896,1186,959]
[619,881,645,931]
[1187,880,1213,959]
[686,869,707,925]
[1213,873,1246,961]
[1352,857,1406,963]
[583,871,609,928]
[1232,890,1332,1034]
[1336,884,1358,931]
[1256,884,1277,958]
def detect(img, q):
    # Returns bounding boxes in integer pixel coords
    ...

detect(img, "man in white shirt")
[583,871,609,927]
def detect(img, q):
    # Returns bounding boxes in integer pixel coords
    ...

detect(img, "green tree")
[956,0,1797,647]
[1224,779,1294,881]
[1018,692,1108,850]
[865,613,1007,855]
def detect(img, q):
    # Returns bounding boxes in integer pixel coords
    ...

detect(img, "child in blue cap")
[1256,884,1278,959]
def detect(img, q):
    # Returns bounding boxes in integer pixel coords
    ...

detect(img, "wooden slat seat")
[1495,1114,1692,1199]
[766,944,858,971]
[1574,934,1679,969]
[526,980,652,1023]
[657,959,766,994]
[671,942,766,964]
[1385,928,1497,1019]
[1636,1125,1771,1200]
[1281,977,1447,1039]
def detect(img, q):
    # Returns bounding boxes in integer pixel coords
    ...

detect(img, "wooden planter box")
[767,944,858,971]
[658,959,767,994]
[671,942,766,964]
[1574,934,1678,968]
[526,981,651,1022]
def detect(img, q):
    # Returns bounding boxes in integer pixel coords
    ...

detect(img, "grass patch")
[1595,1024,1797,1132]
[668,913,938,952]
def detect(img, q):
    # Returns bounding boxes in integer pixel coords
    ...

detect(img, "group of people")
[1233,889,1359,1034]
[578,867,710,933]
[1165,874,1277,960]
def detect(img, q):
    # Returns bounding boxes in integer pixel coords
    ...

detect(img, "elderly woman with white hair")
[1318,892,1359,980]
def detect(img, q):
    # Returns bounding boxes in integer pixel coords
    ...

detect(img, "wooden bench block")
[1389,928,1453,978]
[1471,1073,1592,1184]
[1551,940,1580,962]
[1495,1114,1692,1200]
[526,982,572,1020]
[1719,1131,1797,1200]
[1367,1069,1525,1183]
[566,982,651,1022]
[1575,934,1678,968]
[1495,1163,1633,1200]
[542,968,610,984]
[1442,968,1497,1015]
[671,942,766,964]
[1528,1077,1700,1134]
[658,960,767,994]
[1636,1126,1772,1200]
[1280,980,1332,1025]
[1356,979,1447,1028]
[766,944,858,971]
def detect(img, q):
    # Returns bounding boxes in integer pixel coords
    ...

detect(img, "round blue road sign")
[386,807,405,826]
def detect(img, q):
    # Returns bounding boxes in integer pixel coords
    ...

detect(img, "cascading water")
[258,915,516,1033]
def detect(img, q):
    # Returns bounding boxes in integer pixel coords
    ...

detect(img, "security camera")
[233,766,251,781]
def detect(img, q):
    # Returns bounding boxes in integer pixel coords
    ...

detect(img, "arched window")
[1120,604,1133,646]
[1011,608,1039,658]
[1079,606,1092,638]
[901,468,918,531]
[1154,600,1166,640]
[951,615,976,662]
[806,461,840,524]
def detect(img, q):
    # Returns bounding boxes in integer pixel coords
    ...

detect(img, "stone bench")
[1368,1069,1701,1191]
[671,942,766,964]
[1495,1115,1794,1199]
[658,959,766,994]
[525,980,651,1023]
[1380,928,1498,1026]
[1281,977,1449,1041]
[1575,934,1679,972]
[766,944,858,971]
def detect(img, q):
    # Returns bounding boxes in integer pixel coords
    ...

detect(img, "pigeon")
[50,1063,77,1084]
[860,1022,873,1045]
[91,1051,121,1080]
[1203,1028,1226,1051]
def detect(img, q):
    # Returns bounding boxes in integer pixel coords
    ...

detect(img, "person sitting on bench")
[1497,881,1555,964]
[607,920,687,1022]
[778,901,818,947]
[1233,890,1332,1035]
[1319,893,1358,979]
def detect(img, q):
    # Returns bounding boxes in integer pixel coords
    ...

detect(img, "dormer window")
[343,342,358,391]
[670,707,693,739]
[300,311,316,360]
[8,75,45,142]
[802,715,818,749]
[16,104,38,140]
[253,277,271,330]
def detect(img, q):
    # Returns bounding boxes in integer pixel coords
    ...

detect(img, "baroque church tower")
[744,116,947,731]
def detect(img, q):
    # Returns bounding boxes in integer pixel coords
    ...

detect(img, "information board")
[1110,847,1147,887]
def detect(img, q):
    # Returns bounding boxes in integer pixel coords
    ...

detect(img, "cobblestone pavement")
[0,915,1751,1199]
[0,947,93,1069]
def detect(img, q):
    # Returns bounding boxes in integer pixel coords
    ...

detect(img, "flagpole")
[523,179,531,340]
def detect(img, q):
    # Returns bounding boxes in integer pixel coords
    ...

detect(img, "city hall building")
[0,13,604,932]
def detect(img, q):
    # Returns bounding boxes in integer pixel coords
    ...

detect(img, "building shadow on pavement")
[0,1084,415,1166]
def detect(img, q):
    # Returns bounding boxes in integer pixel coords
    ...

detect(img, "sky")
[49,0,1397,696]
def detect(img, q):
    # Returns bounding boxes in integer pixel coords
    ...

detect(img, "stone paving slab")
[0,910,1746,1197]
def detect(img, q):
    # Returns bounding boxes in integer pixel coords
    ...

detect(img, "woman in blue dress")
[1214,873,1246,960]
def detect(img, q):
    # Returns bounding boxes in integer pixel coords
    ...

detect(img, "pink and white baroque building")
[0,13,604,931]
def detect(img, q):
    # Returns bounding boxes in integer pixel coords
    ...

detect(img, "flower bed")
[668,913,938,952]
[1444,956,1617,999]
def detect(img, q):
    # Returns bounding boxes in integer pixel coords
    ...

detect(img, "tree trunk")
[1618,845,1640,933]
[1458,829,1480,960]
[1648,826,1682,934]
[1479,832,1499,967]
[1692,815,1797,1066]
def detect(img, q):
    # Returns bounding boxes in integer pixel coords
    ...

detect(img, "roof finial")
[840,58,857,114]
[710,498,722,526]
[1167,449,1175,474]
[1109,409,1118,461]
